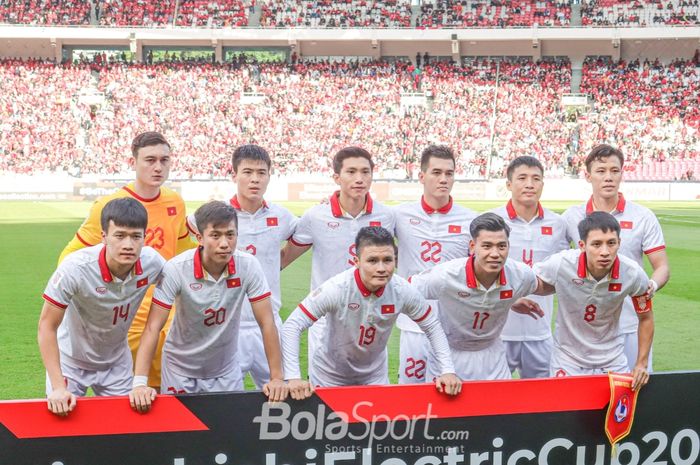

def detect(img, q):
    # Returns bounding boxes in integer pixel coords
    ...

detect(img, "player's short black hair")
[194,201,238,233]
[420,145,455,172]
[470,212,511,240]
[578,211,621,242]
[232,144,272,173]
[506,156,544,181]
[131,131,171,158]
[355,226,397,257]
[101,197,148,232]
[584,144,624,172]
[332,146,375,174]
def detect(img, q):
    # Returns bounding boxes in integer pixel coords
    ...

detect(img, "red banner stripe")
[315,376,610,422]
[0,396,208,439]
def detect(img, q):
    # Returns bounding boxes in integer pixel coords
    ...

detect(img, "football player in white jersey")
[410,213,544,381]
[186,145,298,389]
[39,198,165,416]
[561,144,669,372]
[492,156,569,379]
[129,201,287,412]
[282,226,461,400]
[394,145,477,384]
[281,147,395,380]
[528,211,655,391]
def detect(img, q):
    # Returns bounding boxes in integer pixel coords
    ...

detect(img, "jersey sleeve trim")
[412,305,432,323]
[644,245,666,255]
[75,232,94,247]
[178,231,190,240]
[298,303,317,322]
[249,292,272,303]
[43,294,68,310]
[289,237,312,247]
[152,297,173,310]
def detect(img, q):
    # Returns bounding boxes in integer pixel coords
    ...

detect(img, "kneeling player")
[409,213,544,381]
[529,211,654,390]
[129,201,287,412]
[282,226,461,400]
[39,198,165,416]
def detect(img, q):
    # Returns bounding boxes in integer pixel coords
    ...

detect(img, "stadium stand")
[417,0,571,28]
[581,0,699,26]
[0,0,91,25]
[176,0,250,27]
[259,0,413,28]
[97,0,176,26]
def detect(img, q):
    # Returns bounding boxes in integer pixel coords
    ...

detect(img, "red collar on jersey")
[586,193,627,215]
[330,190,373,218]
[353,268,386,297]
[421,195,453,214]
[465,255,507,289]
[193,246,236,280]
[506,199,544,220]
[577,252,621,279]
[123,185,161,203]
[98,245,143,283]
[229,195,268,211]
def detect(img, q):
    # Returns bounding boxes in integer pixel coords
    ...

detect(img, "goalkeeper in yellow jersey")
[59,131,195,389]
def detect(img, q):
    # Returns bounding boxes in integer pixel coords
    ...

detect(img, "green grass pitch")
[0,200,698,399]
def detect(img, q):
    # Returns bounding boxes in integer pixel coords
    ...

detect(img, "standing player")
[129,201,286,413]
[529,212,655,390]
[394,145,477,384]
[492,156,569,378]
[562,144,669,371]
[39,198,165,416]
[282,227,461,399]
[281,147,395,379]
[409,213,544,381]
[186,145,298,389]
[59,131,194,389]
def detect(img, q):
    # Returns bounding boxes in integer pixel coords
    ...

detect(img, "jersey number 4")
[420,241,442,263]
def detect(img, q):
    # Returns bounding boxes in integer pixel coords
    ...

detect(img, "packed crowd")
[416,0,570,28]
[260,0,412,27]
[0,0,90,25]
[176,0,250,27]
[96,0,176,26]
[0,57,697,179]
[581,0,699,26]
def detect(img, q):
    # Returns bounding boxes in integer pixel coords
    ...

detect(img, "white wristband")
[132,375,148,388]
[648,279,659,298]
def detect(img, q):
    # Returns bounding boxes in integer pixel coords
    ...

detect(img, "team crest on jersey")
[266,217,278,227]
[348,303,360,311]
[409,218,421,226]
[95,286,107,295]
[227,278,241,288]
[189,283,203,291]
[608,283,622,292]
[167,206,177,216]
[571,278,584,286]
[327,221,340,229]
[448,225,461,234]
[381,304,395,314]
[620,221,633,229]
[136,277,149,288]
[541,226,553,235]
[458,291,470,298]
[499,290,513,300]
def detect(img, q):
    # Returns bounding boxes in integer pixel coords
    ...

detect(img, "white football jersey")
[43,245,165,371]
[562,193,665,333]
[410,256,538,351]
[492,201,569,341]
[281,268,454,386]
[187,196,297,324]
[394,196,477,333]
[154,248,271,379]
[534,249,651,368]
[290,191,396,289]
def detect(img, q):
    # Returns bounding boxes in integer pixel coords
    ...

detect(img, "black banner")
[1,372,698,465]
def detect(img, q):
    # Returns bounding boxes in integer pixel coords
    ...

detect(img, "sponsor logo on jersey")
[409,218,421,225]
[167,206,177,216]
[369,221,382,227]
[136,277,149,288]
[267,217,278,227]
[448,225,461,234]
[189,283,203,291]
[95,286,107,295]
[608,283,622,292]
[227,278,241,288]
[499,290,513,300]
[620,221,633,229]
[541,226,553,235]
[571,278,584,286]
[381,304,395,314]
[555,369,567,377]
[246,244,257,255]
[348,303,360,310]
[327,221,340,229]
[458,291,470,298]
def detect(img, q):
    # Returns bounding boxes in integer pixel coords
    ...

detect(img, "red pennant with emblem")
[605,373,639,456]
[167,206,177,216]
[499,290,513,300]
[136,277,149,288]
[620,221,633,229]
[608,283,622,292]
[266,217,278,227]
[381,304,395,314]
[369,221,382,227]
[448,225,461,234]
[541,226,552,236]
[227,278,241,288]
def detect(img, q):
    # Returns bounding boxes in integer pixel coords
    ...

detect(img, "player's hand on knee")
[129,386,157,413]
[631,365,650,391]
[288,378,314,400]
[435,373,462,396]
[511,298,544,319]
[47,387,76,416]
[263,378,289,403]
